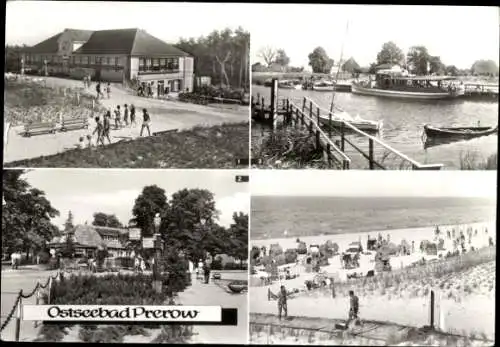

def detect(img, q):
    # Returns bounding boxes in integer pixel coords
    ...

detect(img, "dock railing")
[302,96,443,170]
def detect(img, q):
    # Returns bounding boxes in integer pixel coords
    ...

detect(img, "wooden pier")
[463,83,499,101]
[252,78,444,170]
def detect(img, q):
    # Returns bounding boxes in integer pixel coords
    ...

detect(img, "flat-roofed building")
[23,28,194,93]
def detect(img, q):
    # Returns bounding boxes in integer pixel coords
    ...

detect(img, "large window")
[90,56,95,64]
[83,56,89,65]
[139,58,145,71]
[115,57,119,66]
[106,57,111,65]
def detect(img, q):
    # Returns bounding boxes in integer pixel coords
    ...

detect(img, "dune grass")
[5,122,250,168]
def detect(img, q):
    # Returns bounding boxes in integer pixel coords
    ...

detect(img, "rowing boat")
[423,124,498,138]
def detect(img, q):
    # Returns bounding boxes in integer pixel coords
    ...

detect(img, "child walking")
[114,105,122,130]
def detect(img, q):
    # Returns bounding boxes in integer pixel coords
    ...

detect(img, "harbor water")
[251,85,498,169]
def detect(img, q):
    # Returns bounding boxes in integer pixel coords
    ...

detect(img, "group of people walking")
[90,104,152,147]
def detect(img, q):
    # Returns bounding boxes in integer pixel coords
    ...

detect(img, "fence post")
[309,101,313,120]
[368,138,374,170]
[48,276,52,305]
[302,97,306,113]
[76,92,80,106]
[328,112,333,138]
[34,284,40,328]
[429,289,435,330]
[316,107,320,127]
[315,130,320,150]
[15,291,22,342]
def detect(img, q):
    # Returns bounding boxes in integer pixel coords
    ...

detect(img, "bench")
[23,121,57,137]
[60,117,89,132]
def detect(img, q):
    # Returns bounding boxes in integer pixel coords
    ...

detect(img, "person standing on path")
[114,105,122,130]
[130,104,137,127]
[140,108,151,136]
[123,104,129,126]
[96,82,102,100]
[106,83,111,99]
[278,285,288,320]
[93,116,105,146]
[102,111,112,144]
[203,261,211,284]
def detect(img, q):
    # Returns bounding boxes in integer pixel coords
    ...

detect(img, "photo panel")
[1,169,249,343]
[250,5,498,170]
[249,170,496,345]
[4,1,251,169]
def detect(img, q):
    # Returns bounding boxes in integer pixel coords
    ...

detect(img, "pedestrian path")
[176,274,247,344]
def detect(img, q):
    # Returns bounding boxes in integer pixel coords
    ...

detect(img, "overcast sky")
[6,3,498,70]
[251,171,497,199]
[23,169,249,229]
[5,1,250,46]
[250,4,499,70]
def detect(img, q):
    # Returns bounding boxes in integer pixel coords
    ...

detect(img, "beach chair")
[23,121,57,137]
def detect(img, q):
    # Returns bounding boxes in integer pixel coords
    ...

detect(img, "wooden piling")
[368,138,374,170]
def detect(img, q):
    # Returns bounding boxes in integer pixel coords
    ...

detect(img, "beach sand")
[250,221,496,340]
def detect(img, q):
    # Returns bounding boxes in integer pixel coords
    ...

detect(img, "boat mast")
[330,20,349,114]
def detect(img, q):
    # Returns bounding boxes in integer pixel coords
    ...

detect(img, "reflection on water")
[252,85,498,169]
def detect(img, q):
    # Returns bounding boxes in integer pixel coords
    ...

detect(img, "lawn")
[4,79,102,126]
[5,122,250,168]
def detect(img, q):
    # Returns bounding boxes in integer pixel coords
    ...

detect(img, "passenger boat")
[352,70,466,100]
[318,106,382,132]
[278,79,302,90]
[312,80,335,91]
[423,124,498,139]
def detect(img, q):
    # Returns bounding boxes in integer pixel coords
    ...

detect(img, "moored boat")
[312,80,335,91]
[317,106,382,132]
[423,124,498,139]
[278,79,302,90]
[227,281,248,293]
[352,69,466,100]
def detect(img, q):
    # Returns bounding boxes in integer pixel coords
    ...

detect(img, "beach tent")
[297,241,307,254]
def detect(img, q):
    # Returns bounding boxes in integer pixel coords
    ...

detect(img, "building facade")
[49,224,129,258]
[23,28,194,93]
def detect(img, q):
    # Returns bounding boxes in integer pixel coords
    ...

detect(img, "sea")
[251,196,497,240]
[251,85,498,169]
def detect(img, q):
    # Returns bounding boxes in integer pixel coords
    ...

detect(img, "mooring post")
[368,138,374,170]
[48,276,52,305]
[340,122,345,151]
[295,108,299,128]
[316,107,320,127]
[328,112,333,138]
[15,291,22,341]
[302,97,306,113]
[309,101,313,121]
[315,129,320,149]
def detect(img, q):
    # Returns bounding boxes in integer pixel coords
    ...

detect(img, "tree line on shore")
[253,43,499,77]
[2,169,248,268]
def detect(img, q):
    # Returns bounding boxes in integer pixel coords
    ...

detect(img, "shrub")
[116,256,134,269]
[297,241,307,254]
[211,258,223,270]
[284,249,298,264]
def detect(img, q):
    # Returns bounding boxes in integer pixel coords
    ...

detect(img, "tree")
[225,212,248,264]
[308,47,334,73]
[92,212,123,228]
[4,45,28,73]
[132,185,168,238]
[162,188,219,262]
[274,49,290,67]
[176,27,250,89]
[368,63,378,74]
[407,46,431,75]
[258,46,277,67]
[471,60,499,76]
[2,170,60,259]
[252,62,267,72]
[64,211,74,233]
[445,65,459,76]
[429,56,445,75]
[376,41,404,66]
[342,57,361,73]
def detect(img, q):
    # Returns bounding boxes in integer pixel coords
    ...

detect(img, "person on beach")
[346,290,360,327]
[411,240,415,253]
[123,104,129,126]
[92,116,105,146]
[278,285,288,320]
[130,104,137,127]
[140,108,151,136]
[114,105,122,129]
[83,76,87,88]
[106,83,111,99]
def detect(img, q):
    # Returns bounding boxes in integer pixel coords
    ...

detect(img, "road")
[4,76,248,162]
[1,267,59,341]
[176,272,248,344]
